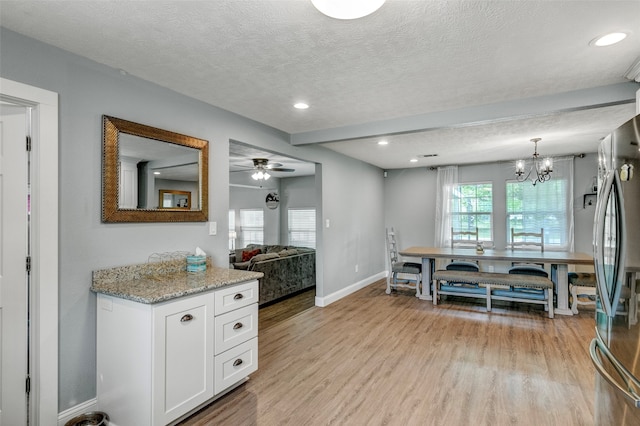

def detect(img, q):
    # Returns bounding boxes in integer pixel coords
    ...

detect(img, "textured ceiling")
[2,0,639,171]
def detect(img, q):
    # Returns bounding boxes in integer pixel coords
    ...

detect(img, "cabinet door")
[153,293,214,425]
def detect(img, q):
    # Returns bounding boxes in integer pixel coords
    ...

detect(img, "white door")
[0,103,29,425]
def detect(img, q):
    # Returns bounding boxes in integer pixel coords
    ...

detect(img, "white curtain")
[434,166,458,247]
[550,156,575,251]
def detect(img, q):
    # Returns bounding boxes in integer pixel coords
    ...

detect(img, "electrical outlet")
[209,221,217,235]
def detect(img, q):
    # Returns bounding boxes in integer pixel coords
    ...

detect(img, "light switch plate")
[209,221,217,235]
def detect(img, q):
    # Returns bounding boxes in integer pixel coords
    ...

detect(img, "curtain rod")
[426,153,587,170]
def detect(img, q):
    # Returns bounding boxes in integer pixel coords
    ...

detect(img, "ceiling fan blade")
[269,167,295,172]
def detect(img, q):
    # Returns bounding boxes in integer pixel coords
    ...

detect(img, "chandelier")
[515,138,553,186]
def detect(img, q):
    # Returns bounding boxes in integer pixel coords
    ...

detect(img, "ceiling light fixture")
[591,32,627,47]
[515,138,553,186]
[378,140,388,145]
[410,158,418,163]
[311,0,385,20]
[252,170,270,181]
[294,102,309,109]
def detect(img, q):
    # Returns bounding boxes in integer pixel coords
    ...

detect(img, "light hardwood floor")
[180,280,596,425]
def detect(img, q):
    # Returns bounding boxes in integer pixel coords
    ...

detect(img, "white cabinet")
[96,279,258,426]
[213,281,259,395]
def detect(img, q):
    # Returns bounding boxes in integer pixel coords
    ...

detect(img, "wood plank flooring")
[180,280,596,426]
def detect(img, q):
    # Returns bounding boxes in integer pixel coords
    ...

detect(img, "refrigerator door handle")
[593,170,627,316]
[590,338,640,407]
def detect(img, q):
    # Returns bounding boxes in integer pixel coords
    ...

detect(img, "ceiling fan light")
[311,0,385,20]
[263,172,271,180]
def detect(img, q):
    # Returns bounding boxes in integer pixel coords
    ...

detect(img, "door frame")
[1,77,59,423]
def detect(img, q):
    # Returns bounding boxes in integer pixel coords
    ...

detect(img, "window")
[451,182,493,243]
[228,209,236,250]
[288,208,316,248]
[506,179,569,250]
[240,209,264,247]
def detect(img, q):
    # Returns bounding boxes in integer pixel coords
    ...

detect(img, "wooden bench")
[432,270,554,318]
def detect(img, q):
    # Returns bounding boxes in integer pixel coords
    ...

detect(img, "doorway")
[0,99,29,425]
[228,140,320,307]
[0,78,59,424]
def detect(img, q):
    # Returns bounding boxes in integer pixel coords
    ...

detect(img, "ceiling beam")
[290,82,640,145]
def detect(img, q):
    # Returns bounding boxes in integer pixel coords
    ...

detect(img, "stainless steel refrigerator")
[590,114,640,425]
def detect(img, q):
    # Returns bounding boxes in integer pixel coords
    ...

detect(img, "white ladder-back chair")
[511,228,544,252]
[386,227,422,296]
[451,227,479,249]
[506,228,548,301]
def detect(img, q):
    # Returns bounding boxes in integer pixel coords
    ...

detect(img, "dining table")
[399,246,594,316]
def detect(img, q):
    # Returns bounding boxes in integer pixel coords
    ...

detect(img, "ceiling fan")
[247,158,295,180]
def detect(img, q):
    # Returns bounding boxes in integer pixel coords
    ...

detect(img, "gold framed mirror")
[102,115,208,222]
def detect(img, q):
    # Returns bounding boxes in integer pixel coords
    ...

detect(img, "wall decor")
[102,115,208,222]
[265,192,279,210]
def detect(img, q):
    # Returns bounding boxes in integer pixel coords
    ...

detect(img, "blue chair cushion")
[440,284,486,295]
[446,261,480,272]
[508,265,548,278]
[492,288,546,300]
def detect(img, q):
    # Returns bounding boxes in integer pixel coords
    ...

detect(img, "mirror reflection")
[102,115,208,223]
[119,133,200,210]
[159,189,192,210]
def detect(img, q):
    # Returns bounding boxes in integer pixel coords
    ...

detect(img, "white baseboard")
[58,398,98,426]
[315,271,386,307]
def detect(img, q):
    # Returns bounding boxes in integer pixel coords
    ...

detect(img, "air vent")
[419,154,438,158]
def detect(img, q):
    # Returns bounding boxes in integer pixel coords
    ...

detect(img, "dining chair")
[511,227,544,252]
[451,227,479,249]
[506,228,549,300]
[386,227,422,296]
[446,227,481,288]
[569,270,597,314]
[510,227,546,271]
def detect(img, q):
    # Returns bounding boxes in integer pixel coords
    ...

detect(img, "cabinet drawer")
[214,280,258,315]
[214,304,258,355]
[214,337,258,395]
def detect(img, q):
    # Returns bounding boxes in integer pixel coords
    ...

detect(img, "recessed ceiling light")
[294,102,309,109]
[311,0,385,20]
[409,158,418,163]
[378,140,388,145]
[591,32,628,47]
[153,171,161,175]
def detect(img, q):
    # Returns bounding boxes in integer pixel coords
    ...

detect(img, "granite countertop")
[91,260,263,304]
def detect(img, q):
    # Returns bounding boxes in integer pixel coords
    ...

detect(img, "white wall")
[0,28,386,413]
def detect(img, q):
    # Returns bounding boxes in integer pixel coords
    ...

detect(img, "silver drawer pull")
[233,322,243,330]
[233,358,243,367]
[233,293,244,300]
[180,314,194,322]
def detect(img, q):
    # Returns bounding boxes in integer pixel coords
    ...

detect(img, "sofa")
[231,244,316,306]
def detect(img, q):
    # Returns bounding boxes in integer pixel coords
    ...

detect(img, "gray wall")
[279,175,317,244]
[229,183,282,246]
[0,28,386,412]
